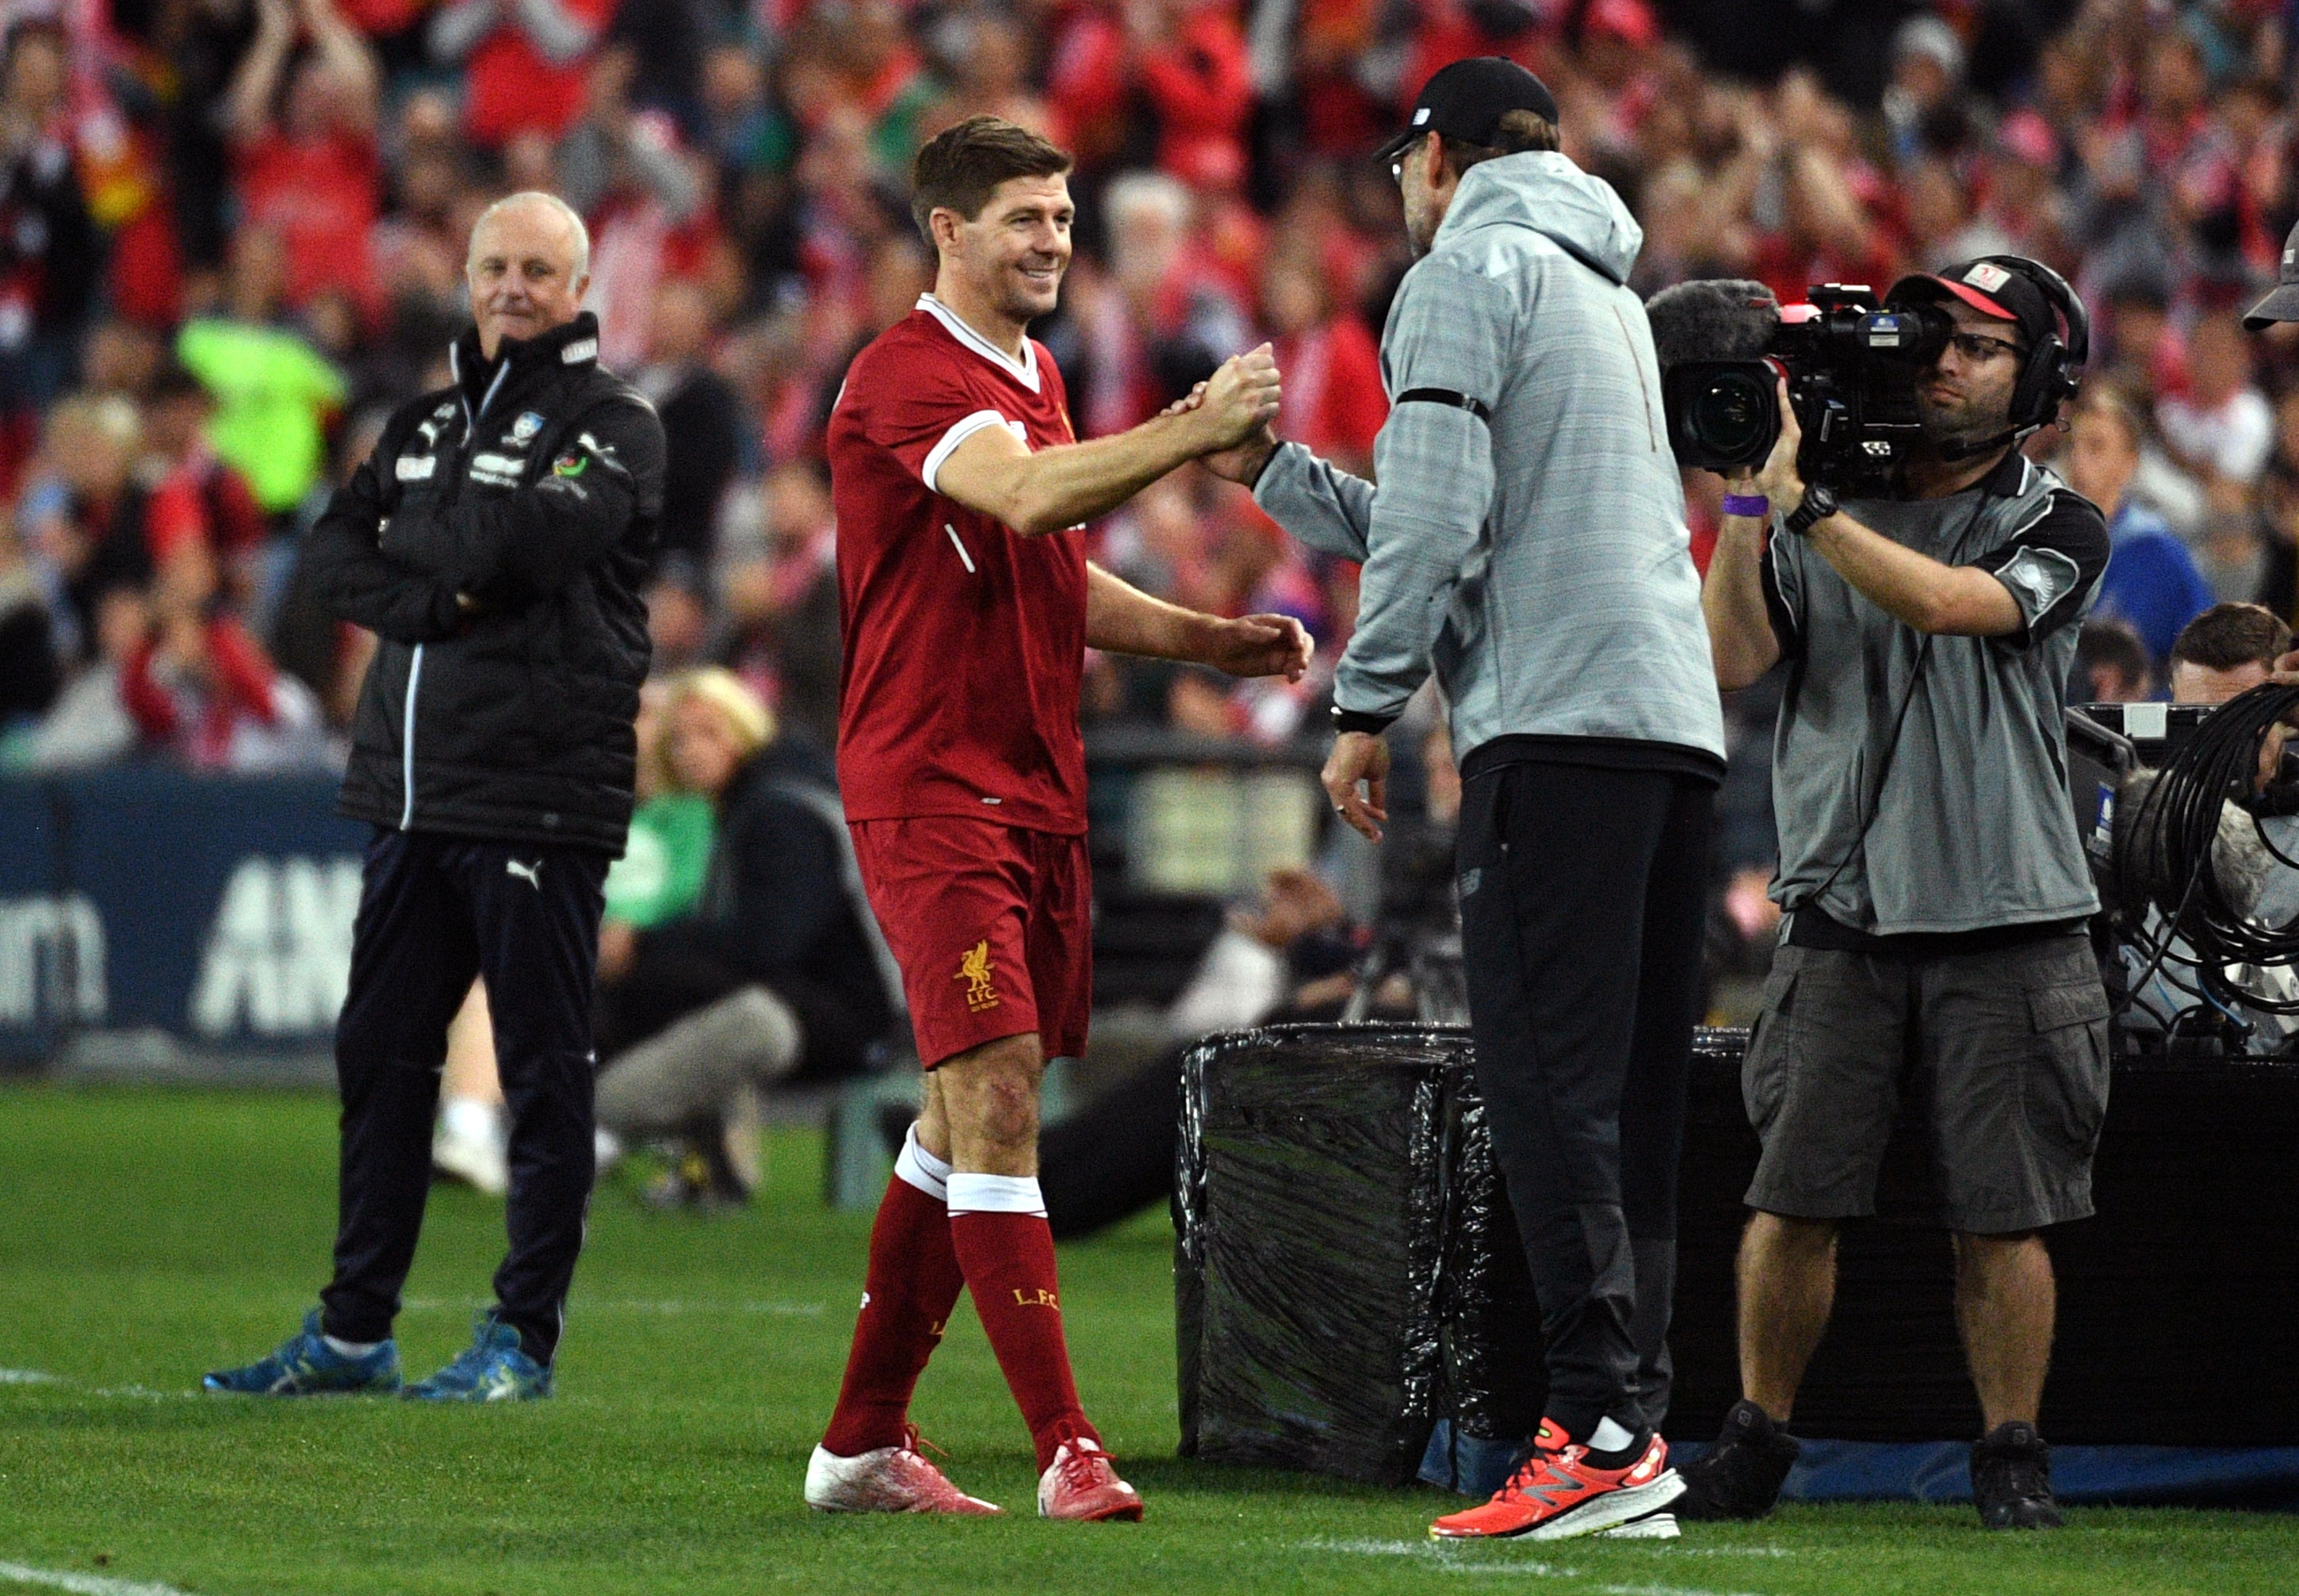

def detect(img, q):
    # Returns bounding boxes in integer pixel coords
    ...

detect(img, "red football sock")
[821,1171,967,1456]
[947,1176,1096,1472]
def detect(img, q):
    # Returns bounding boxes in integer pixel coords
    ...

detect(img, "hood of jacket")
[1432,151,1643,285]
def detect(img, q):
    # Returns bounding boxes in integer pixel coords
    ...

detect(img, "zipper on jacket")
[467,362,509,430]
[400,643,424,828]
[1610,303,1661,452]
[403,350,510,830]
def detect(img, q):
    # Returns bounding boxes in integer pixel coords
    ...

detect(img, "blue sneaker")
[403,1310,553,1402]
[203,1309,401,1395]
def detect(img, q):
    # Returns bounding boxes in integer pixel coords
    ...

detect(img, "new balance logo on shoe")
[507,859,542,890]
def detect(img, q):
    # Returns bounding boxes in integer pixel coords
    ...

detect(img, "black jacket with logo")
[305,312,665,855]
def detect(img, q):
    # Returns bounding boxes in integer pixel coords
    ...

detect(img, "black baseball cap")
[1888,258,2057,352]
[2244,220,2299,329]
[1375,56,1560,164]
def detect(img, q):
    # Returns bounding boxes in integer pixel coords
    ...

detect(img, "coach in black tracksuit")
[296,195,664,1384]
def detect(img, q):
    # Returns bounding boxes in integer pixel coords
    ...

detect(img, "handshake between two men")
[1162,344,1287,492]
[919,337,1314,687]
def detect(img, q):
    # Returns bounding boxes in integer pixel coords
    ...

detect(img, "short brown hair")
[911,117,1073,245]
[1437,109,1562,181]
[2171,602,2293,672]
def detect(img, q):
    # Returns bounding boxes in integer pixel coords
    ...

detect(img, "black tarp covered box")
[1175,1022,2299,1485]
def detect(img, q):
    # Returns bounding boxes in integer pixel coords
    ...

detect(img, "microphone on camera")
[1644,279,1781,370]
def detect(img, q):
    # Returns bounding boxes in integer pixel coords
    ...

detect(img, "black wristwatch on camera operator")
[1783,483,1838,538]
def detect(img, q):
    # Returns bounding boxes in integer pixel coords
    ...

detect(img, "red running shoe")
[1429,1419,1685,1541]
[804,1428,1002,1515]
[1037,1422,1145,1521]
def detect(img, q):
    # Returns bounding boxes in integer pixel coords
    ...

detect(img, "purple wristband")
[1722,493,1770,519]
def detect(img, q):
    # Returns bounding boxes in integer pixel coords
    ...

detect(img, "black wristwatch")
[1783,483,1838,538]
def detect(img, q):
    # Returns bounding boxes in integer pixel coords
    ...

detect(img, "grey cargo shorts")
[1741,933,2111,1234]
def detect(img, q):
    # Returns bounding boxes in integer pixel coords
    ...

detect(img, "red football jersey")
[828,296,1090,834]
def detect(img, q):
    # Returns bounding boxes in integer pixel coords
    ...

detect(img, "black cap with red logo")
[1887,259,2058,354]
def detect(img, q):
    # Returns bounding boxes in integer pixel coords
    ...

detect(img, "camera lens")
[1688,368,1774,461]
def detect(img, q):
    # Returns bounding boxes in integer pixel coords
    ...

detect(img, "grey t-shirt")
[1761,450,2111,937]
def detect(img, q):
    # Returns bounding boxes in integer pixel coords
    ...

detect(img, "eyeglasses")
[1389,134,1426,187]
[1945,330,2027,365]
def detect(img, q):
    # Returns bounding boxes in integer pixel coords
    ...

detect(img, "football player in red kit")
[808,116,1314,1521]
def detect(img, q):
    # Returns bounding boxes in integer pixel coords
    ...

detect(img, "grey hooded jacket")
[1254,150,1723,771]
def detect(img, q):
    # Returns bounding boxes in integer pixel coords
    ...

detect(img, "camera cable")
[2110,682,2299,1016]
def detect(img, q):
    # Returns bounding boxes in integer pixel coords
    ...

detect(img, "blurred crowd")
[0,0,2297,883]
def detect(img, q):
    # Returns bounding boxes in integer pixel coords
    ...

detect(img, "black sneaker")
[1971,1421,2061,1529]
[1674,1399,1800,1521]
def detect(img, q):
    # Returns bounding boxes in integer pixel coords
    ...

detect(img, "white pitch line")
[0,1562,200,1596]
[1297,1541,1582,1579]
[1436,1567,1583,1580]
[1298,1539,1765,1594]
[579,1299,825,1317]
[0,1372,59,1386]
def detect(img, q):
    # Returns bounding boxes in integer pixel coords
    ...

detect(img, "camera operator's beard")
[1915,388,2013,455]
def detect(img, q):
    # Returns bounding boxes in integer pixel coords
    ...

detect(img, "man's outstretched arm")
[1084,561,1312,679]
[933,347,1280,536]
[1196,423,1374,565]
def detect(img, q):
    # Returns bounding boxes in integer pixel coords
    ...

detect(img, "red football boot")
[804,1428,1003,1515]
[1036,1422,1145,1521]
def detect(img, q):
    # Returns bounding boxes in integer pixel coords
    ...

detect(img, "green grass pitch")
[0,1082,2293,1596]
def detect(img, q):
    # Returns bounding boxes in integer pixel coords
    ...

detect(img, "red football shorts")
[848,815,1093,1070]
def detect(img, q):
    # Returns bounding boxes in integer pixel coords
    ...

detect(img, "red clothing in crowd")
[1047,2,1252,182]
[1046,10,1130,167]
[234,128,382,320]
[333,0,428,33]
[1272,314,1386,465]
[461,0,617,148]
[143,446,267,567]
[1135,6,1253,186]
[120,614,282,768]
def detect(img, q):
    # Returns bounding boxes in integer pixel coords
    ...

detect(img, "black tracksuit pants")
[1455,759,1713,1442]
[319,828,608,1364]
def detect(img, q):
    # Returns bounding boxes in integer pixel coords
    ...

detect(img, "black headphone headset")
[1971,254,2090,434]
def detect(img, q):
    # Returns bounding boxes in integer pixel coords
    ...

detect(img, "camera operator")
[2168,602,2289,706]
[2116,603,2299,1054]
[1691,258,2110,1531]
[1207,56,1726,1542]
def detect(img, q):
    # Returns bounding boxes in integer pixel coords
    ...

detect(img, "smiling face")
[1915,302,2025,450]
[465,197,590,359]
[935,173,1073,331]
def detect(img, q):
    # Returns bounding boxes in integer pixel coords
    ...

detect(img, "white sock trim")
[323,1334,381,1358]
[1588,1416,1637,1452]
[945,1173,1046,1216]
[892,1123,951,1202]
